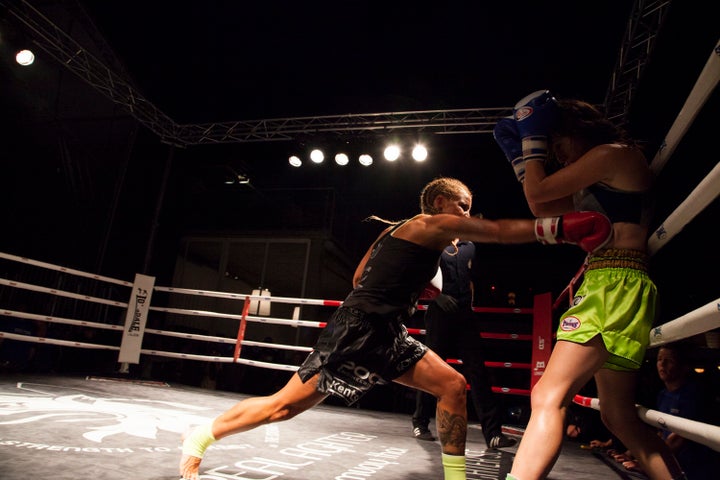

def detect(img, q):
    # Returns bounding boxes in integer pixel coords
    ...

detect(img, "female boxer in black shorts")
[179,176,611,480]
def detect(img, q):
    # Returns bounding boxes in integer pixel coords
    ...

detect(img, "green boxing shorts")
[556,249,656,371]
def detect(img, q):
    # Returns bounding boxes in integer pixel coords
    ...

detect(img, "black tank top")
[342,221,440,319]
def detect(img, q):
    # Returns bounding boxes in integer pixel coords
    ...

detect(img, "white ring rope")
[574,395,720,453]
[0,277,129,308]
[155,285,342,307]
[0,251,132,287]
[148,305,325,329]
[138,349,299,372]
[0,307,316,356]
[648,297,720,347]
[1,308,125,331]
[647,39,720,255]
[0,330,120,351]
[647,160,720,255]
[650,38,720,175]
[143,327,313,353]
[0,256,339,370]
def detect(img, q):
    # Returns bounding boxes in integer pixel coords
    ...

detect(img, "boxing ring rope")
[410,301,548,396]
[574,394,720,453]
[566,38,720,453]
[1,249,552,394]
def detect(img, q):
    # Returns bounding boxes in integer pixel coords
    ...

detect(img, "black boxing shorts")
[297,306,428,405]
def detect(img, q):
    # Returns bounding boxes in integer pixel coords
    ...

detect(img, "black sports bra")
[574,183,652,225]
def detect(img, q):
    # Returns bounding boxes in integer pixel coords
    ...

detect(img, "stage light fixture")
[310,149,324,163]
[16,49,34,66]
[412,144,428,162]
[383,144,400,161]
[289,155,302,167]
[335,153,349,166]
[359,154,373,166]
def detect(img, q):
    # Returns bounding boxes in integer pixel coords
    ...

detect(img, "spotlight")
[335,153,349,166]
[289,155,302,167]
[359,154,373,166]
[412,144,428,162]
[310,149,324,163]
[15,49,34,66]
[383,145,400,161]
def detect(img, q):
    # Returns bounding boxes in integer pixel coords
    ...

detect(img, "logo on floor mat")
[0,381,213,449]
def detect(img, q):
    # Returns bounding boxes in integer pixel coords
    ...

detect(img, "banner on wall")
[118,273,156,364]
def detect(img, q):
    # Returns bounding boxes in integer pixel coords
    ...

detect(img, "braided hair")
[419,177,472,214]
[365,176,472,225]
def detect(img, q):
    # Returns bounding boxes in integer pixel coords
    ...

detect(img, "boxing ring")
[1,40,719,480]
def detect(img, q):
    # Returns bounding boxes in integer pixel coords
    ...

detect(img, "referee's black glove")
[434,293,459,313]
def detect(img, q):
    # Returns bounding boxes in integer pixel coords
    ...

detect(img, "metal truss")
[1,0,180,142]
[3,0,665,146]
[174,108,513,145]
[604,0,673,125]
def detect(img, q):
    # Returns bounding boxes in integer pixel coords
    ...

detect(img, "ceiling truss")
[2,0,670,146]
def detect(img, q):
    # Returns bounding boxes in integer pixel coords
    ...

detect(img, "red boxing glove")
[535,211,612,253]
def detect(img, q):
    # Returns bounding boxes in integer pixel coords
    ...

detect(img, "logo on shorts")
[571,295,584,306]
[327,379,362,404]
[560,316,581,331]
[338,361,383,387]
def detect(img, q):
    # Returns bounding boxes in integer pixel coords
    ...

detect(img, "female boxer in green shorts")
[494,91,686,480]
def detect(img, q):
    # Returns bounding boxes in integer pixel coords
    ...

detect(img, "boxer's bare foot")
[179,453,201,480]
[179,427,201,479]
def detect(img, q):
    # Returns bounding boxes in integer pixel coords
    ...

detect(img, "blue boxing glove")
[513,89,558,138]
[493,117,525,182]
[513,89,558,164]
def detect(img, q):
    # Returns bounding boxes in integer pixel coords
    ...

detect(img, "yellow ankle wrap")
[182,423,216,458]
[441,453,466,480]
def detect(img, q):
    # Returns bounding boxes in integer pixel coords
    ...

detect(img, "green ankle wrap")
[441,453,466,480]
[182,423,216,458]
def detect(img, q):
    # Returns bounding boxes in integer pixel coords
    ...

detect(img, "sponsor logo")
[515,106,533,121]
[326,379,362,404]
[337,361,382,386]
[571,295,584,306]
[560,316,581,331]
[128,288,149,333]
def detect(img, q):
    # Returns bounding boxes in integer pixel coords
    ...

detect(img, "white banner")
[118,273,155,364]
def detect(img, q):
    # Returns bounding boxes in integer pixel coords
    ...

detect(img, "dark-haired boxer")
[495,91,685,480]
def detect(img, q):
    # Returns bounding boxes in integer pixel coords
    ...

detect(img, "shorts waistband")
[586,248,649,272]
